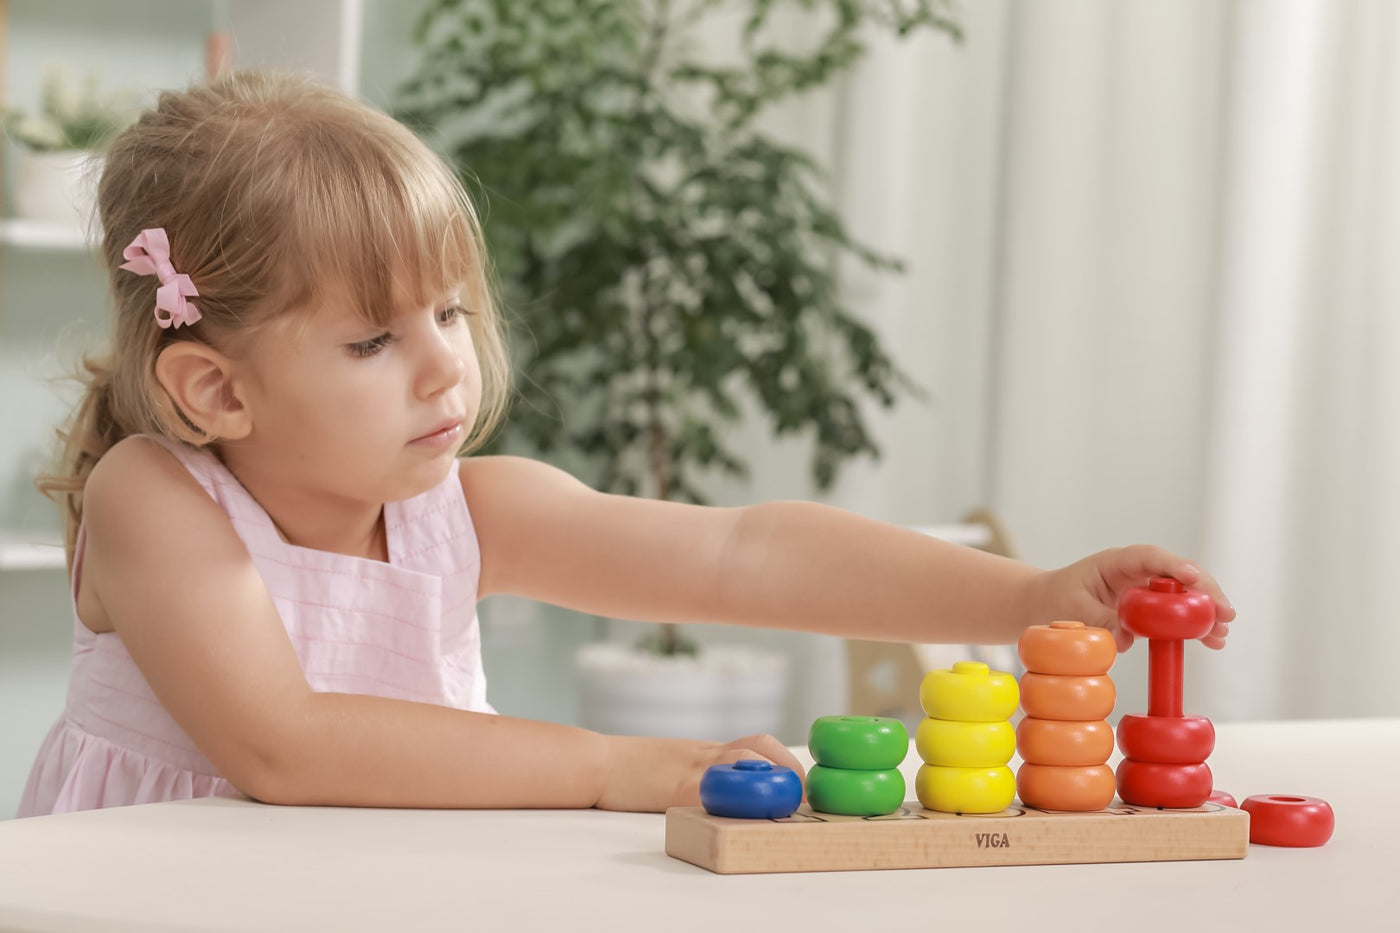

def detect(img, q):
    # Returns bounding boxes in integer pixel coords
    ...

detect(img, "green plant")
[397,0,959,654]
[3,69,137,152]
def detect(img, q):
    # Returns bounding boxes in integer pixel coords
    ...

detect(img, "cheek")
[262,360,375,433]
[456,328,484,394]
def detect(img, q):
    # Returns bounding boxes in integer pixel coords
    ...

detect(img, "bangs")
[279,120,485,326]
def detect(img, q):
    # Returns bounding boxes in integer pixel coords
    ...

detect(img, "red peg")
[1119,577,1214,717]
[1114,577,1217,808]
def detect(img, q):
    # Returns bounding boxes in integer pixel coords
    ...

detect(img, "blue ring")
[699,760,803,819]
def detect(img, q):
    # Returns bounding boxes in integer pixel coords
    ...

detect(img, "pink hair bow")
[120,228,203,329]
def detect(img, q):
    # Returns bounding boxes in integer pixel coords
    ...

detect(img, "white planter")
[577,642,788,742]
[14,149,101,227]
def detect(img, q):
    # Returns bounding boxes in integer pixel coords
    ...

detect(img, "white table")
[0,720,1393,932]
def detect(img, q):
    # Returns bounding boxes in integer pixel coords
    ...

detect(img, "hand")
[594,733,804,812]
[1028,545,1235,652]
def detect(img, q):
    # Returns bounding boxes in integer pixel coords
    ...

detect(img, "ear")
[154,342,253,440]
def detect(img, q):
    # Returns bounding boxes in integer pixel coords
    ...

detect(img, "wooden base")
[665,799,1249,874]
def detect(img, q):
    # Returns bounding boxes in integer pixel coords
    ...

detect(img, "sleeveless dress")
[17,436,493,817]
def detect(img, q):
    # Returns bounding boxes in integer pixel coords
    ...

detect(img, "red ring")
[1241,794,1334,847]
[1208,790,1238,808]
[1116,714,1215,763]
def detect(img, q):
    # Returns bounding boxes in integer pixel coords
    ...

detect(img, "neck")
[215,448,389,562]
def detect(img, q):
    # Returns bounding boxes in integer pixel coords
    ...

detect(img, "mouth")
[411,417,465,446]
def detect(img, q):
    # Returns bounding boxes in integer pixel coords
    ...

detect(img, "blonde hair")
[38,70,510,563]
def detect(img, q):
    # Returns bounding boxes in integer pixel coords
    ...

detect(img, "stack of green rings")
[806,716,909,816]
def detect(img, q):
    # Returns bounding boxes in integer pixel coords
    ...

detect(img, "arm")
[84,439,792,811]
[463,456,1234,649]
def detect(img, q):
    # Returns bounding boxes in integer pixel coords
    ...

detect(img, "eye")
[437,304,469,325]
[347,332,396,357]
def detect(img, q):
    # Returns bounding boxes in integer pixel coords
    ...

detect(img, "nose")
[415,324,467,399]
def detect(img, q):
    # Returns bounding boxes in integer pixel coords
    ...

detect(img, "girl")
[19,71,1232,818]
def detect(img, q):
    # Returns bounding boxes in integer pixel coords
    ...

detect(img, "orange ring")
[1018,673,1116,721]
[1017,621,1116,676]
[1017,763,1116,811]
[1016,718,1114,767]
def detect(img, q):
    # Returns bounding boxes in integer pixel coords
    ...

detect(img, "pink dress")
[18,437,493,817]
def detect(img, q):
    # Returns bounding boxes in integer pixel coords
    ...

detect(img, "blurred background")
[2,0,1397,819]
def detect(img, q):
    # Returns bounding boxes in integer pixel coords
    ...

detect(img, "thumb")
[1086,606,1134,653]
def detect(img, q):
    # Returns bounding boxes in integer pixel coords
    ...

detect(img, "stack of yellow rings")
[915,661,1019,814]
[806,716,908,816]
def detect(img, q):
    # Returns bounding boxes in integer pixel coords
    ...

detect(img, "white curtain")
[797,0,1400,724]
[1200,0,1400,719]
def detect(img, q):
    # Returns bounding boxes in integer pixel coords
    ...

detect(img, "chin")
[390,454,458,502]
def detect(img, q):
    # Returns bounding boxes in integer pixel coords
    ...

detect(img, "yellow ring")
[916,763,1016,814]
[919,661,1019,722]
[915,718,1015,768]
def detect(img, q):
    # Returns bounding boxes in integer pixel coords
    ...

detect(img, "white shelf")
[0,532,66,572]
[0,219,93,251]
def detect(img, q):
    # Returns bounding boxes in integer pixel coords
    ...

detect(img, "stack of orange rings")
[1016,622,1117,811]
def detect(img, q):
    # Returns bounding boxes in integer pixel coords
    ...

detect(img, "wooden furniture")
[0,719,1388,932]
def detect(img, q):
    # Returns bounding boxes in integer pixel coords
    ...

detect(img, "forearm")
[244,694,772,813]
[716,501,1041,645]
[247,694,611,809]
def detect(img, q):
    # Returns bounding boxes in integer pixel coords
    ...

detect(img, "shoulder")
[86,435,207,517]
[81,436,248,631]
[457,456,597,597]
[457,455,596,519]
[458,455,588,495]
[84,436,239,570]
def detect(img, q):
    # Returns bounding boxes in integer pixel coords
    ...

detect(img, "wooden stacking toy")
[1115,576,1216,808]
[1016,621,1117,810]
[806,716,907,816]
[665,588,1261,874]
[914,661,1018,813]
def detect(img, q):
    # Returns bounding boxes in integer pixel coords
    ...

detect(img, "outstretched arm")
[82,439,796,812]
[463,456,1234,649]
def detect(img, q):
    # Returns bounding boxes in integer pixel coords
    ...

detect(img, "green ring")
[806,765,906,816]
[808,716,909,770]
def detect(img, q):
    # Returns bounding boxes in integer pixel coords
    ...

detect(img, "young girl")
[19,71,1232,818]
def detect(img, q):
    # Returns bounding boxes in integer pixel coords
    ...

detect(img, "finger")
[1184,568,1236,624]
[1081,604,1134,653]
[1201,620,1230,650]
[1102,544,1192,586]
[730,734,804,777]
[1110,546,1236,624]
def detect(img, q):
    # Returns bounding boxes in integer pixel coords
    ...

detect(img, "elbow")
[217,748,305,806]
[230,760,307,806]
[208,720,323,807]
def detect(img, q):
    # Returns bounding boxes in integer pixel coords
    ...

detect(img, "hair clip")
[119,228,203,329]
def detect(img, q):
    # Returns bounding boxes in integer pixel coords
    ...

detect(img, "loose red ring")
[1241,794,1334,847]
